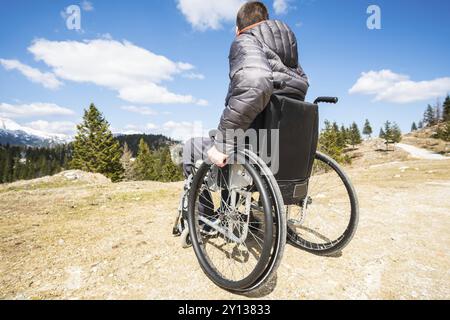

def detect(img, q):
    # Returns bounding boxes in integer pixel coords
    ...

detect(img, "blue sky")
[0,0,449,140]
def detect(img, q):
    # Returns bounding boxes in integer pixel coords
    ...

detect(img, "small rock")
[63,171,80,181]
[58,239,65,245]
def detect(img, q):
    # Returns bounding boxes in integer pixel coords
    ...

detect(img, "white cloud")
[177,0,244,30]
[118,83,200,105]
[182,72,205,80]
[117,124,142,135]
[273,0,289,15]
[0,59,62,90]
[162,120,209,141]
[196,99,209,106]
[146,123,158,130]
[0,102,75,118]
[81,1,94,11]
[116,123,158,134]
[349,70,450,104]
[26,120,77,135]
[27,38,207,105]
[120,105,158,116]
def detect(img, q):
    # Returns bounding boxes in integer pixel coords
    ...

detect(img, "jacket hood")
[245,20,299,69]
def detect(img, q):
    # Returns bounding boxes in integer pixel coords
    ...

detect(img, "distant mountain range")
[0,118,177,151]
[0,118,70,147]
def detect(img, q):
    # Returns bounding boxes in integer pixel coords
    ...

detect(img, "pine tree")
[332,122,340,133]
[435,101,442,123]
[443,95,450,122]
[159,146,183,182]
[120,142,135,181]
[418,121,424,129]
[349,122,362,148]
[363,119,373,138]
[437,121,450,141]
[379,128,385,139]
[0,148,4,184]
[411,122,418,132]
[331,122,344,148]
[391,123,402,143]
[71,103,124,182]
[383,121,393,141]
[381,121,393,150]
[134,138,153,180]
[3,150,13,183]
[435,118,450,142]
[318,120,349,164]
[423,104,436,127]
[337,124,348,149]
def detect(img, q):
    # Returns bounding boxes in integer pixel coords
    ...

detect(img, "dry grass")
[1,153,449,299]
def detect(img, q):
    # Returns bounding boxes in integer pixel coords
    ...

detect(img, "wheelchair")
[172,85,359,293]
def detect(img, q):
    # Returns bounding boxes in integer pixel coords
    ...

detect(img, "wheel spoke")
[190,162,274,285]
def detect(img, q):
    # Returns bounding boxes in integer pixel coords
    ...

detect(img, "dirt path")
[396,143,449,160]
[1,160,449,300]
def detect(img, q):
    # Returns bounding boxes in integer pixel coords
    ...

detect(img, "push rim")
[188,155,275,290]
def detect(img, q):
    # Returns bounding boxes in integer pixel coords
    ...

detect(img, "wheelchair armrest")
[314,97,339,104]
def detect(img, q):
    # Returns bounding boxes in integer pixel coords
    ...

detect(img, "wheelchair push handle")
[314,97,339,104]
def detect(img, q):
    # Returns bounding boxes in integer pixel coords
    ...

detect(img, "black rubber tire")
[287,151,359,256]
[230,149,287,295]
[188,154,276,291]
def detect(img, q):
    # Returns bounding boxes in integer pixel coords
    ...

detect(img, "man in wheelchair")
[173,2,358,292]
[182,1,308,176]
[177,1,309,235]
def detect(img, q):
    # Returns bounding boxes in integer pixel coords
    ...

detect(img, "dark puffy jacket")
[216,19,309,150]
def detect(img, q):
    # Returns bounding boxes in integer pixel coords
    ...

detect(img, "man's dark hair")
[236,1,269,31]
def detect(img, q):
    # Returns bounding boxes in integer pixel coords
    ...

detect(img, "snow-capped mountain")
[0,117,70,147]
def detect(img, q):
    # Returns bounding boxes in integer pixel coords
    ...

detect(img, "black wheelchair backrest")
[250,94,319,205]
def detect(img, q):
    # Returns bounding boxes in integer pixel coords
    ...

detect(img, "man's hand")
[207,146,229,168]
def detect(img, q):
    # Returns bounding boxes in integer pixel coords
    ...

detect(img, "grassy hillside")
[1,149,449,299]
[403,124,450,156]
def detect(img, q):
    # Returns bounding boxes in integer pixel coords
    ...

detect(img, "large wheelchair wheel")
[287,151,359,256]
[188,150,286,292]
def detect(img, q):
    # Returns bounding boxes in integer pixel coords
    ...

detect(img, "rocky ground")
[1,145,449,300]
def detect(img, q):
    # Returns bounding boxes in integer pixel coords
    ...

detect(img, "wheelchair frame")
[172,94,359,293]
